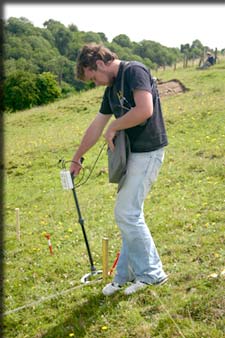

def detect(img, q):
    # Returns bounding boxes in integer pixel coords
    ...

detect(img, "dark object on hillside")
[157,79,188,96]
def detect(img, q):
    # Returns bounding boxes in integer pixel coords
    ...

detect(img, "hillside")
[3,61,225,337]
[4,17,220,113]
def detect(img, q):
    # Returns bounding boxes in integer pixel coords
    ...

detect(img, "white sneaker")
[124,281,147,295]
[124,276,168,295]
[102,282,122,296]
[155,275,168,286]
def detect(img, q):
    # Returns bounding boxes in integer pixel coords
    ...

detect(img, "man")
[206,52,215,66]
[70,43,168,296]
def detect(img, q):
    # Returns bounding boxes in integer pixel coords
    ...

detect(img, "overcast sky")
[4,3,225,50]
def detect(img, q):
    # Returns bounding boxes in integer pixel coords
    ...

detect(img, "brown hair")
[76,43,118,81]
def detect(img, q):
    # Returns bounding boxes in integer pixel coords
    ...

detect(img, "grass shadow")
[42,285,121,338]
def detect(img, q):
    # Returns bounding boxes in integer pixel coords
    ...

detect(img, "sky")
[3,3,225,50]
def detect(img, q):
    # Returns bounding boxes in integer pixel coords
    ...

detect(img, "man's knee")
[114,202,141,227]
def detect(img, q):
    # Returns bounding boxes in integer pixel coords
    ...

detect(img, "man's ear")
[96,59,105,70]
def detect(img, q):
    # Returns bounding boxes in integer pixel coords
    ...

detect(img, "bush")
[36,72,61,105]
[4,71,39,112]
[4,71,61,112]
[60,81,75,97]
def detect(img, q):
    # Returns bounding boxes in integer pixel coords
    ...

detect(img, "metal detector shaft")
[71,185,96,273]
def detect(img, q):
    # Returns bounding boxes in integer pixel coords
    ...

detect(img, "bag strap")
[118,62,158,115]
[108,61,130,117]
[117,61,130,116]
[110,61,158,118]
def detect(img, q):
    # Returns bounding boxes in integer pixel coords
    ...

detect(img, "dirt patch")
[157,79,188,97]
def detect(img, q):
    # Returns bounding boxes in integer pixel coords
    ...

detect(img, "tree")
[68,23,78,32]
[190,39,204,62]
[4,35,33,60]
[4,58,39,75]
[168,48,183,69]
[41,29,55,47]
[43,19,72,55]
[5,17,35,36]
[67,31,84,61]
[112,34,132,48]
[82,31,101,44]
[4,22,61,73]
[180,43,191,67]
[180,40,205,67]
[97,32,108,43]
[45,56,70,86]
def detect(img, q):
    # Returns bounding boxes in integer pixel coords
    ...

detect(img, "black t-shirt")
[100,61,168,152]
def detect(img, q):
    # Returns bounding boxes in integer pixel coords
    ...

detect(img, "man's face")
[84,62,113,86]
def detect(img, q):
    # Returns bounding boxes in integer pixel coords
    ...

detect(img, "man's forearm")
[72,112,111,162]
[72,126,101,162]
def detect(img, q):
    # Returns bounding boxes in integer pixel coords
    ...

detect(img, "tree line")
[3,17,222,112]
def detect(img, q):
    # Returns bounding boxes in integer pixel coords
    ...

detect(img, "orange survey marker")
[45,233,53,255]
[108,252,120,276]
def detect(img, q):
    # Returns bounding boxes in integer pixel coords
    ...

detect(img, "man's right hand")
[70,158,83,178]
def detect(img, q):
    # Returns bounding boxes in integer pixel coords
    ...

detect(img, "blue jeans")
[113,147,167,285]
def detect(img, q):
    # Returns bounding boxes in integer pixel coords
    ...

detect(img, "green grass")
[3,61,225,337]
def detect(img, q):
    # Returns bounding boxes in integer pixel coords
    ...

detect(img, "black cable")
[75,142,107,188]
[58,142,107,188]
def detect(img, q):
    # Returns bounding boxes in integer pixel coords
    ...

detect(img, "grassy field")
[3,60,225,337]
